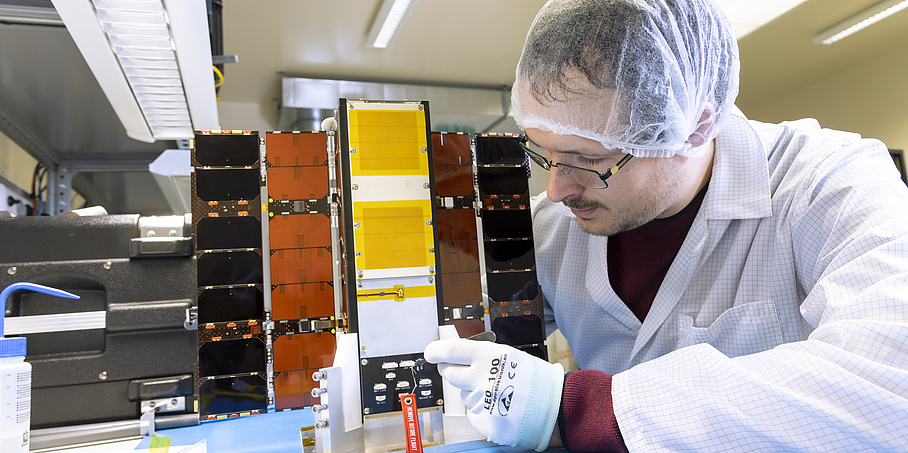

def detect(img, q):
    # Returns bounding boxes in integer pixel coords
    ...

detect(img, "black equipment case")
[0,214,197,429]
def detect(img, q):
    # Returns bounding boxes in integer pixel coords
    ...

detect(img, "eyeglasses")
[519,139,633,189]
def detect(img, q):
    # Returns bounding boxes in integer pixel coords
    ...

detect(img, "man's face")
[526,128,696,236]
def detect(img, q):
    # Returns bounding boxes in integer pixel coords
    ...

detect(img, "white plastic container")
[0,343,30,452]
[0,282,78,453]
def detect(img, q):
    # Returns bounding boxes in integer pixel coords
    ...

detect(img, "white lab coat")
[532,107,908,451]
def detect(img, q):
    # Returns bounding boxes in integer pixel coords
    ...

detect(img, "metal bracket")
[46,166,73,215]
[140,396,186,414]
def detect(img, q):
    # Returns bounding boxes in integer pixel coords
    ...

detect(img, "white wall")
[0,131,38,193]
[741,41,908,154]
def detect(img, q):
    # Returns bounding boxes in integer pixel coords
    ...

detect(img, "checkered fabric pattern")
[532,106,908,451]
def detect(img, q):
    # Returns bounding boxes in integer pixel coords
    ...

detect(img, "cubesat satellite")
[190,99,545,451]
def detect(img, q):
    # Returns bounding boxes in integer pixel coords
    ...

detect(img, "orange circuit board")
[266,131,338,411]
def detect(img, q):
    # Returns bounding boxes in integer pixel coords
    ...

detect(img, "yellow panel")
[353,200,435,270]
[348,109,428,177]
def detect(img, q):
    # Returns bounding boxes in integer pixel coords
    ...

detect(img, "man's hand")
[424,339,564,452]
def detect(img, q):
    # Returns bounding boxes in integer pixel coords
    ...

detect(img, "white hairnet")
[512,0,740,158]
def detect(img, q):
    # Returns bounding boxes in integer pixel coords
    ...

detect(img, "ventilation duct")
[279,77,516,134]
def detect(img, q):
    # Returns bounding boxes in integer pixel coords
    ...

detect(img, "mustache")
[563,197,607,212]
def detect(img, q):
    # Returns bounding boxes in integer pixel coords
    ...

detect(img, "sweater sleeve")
[559,370,629,453]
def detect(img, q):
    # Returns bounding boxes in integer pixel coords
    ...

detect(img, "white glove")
[424,339,564,452]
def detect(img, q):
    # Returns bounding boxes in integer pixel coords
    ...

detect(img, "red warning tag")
[400,393,423,453]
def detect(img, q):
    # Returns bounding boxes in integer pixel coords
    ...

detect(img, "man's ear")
[686,103,716,148]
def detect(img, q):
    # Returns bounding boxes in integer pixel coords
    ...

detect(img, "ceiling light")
[365,0,419,49]
[51,0,219,142]
[814,0,908,45]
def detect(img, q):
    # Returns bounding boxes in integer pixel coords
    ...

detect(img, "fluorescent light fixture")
[50,0,219,142]
[814,0,908,45]
[365,0,419,49]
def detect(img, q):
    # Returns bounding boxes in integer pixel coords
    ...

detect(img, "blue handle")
[1,282,80,338]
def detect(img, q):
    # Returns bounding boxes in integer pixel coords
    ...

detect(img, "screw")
[425,220,432,225]
[312,404,328,413]
[171,399,179,406]
[361,357,368,364]
[352,184,359,190]
[423,183,429,189]
[437,399,444,406]
[428,248,434,253]
[311,388,328,398]
[363,408,371,415]
[354,222,360,228]
[357,271,363,278]
[350,148,357,153]
[7,267,16,275]
[103,261,112,270]
[421,147,427,153]
[428,276,434,284]
[99,371,108,380]
[429,266,435,274]
[149,401,156,408]
[315,420,329,430]
[355,251,361,257]
[312,370,327,381]
[147,230,156,237]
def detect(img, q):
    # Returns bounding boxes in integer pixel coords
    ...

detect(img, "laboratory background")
[1,0,907,452]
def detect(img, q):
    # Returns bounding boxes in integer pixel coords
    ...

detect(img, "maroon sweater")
[558,186,707,452]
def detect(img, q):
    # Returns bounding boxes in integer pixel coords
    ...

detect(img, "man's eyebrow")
[526,137,581,154]
[551,147,623,158]
[526,136,624,157]
[554,149,590,156]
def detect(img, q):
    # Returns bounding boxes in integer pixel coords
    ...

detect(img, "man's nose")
[546,167,584,203]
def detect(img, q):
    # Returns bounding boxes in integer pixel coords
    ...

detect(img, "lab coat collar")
[628,106,773,362]
[586,235,644,331]
[702,106,773,221]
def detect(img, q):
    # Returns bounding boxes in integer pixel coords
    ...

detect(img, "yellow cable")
[213,65,224,88]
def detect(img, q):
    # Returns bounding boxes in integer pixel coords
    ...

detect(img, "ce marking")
[508,361,517,379]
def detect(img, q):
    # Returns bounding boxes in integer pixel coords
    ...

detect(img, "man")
[424,0,908,451]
